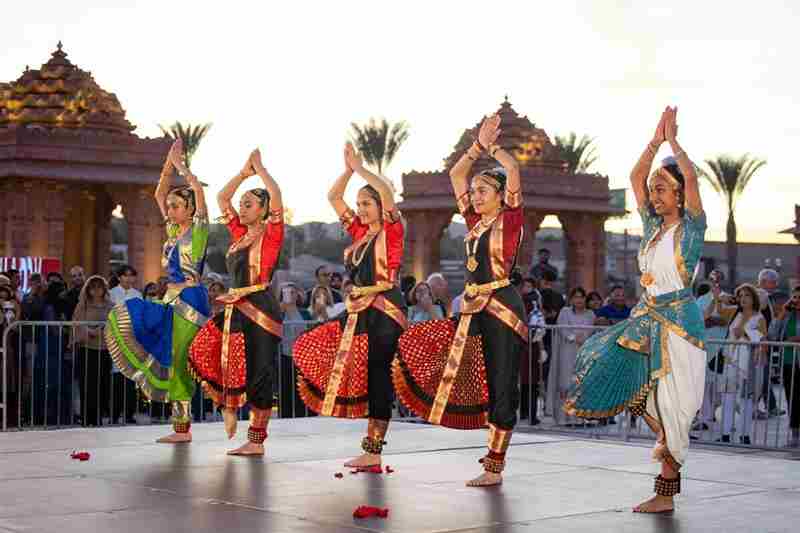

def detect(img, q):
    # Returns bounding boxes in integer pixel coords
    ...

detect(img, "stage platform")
[0,418,798,532]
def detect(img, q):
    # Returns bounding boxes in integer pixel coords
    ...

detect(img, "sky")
[2,0,799,243]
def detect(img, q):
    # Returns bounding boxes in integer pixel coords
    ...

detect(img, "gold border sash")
[322,312,359,416]
[429,312,473,425]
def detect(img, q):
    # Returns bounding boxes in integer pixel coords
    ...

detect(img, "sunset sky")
[3,1,798,243]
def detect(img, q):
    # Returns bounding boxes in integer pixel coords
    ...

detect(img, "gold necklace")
[350,230,379,268]
[464,214,499,272]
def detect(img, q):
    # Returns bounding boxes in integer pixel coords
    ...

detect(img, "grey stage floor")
[0,418,799,533]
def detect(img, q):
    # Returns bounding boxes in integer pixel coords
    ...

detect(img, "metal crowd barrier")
[524,324,800,451]
[0,319,321,432]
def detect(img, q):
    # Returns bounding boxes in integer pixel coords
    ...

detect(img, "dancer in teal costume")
[565,107,707,514]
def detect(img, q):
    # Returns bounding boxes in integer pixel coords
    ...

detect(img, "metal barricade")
[523,323,800,450]
[1,319,322,432]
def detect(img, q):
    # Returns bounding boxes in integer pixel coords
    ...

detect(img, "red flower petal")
[384,465,394,474]
[334,472,344,479]
[366,465,383,474]
[352,506,389,519]
[70,451,90,461]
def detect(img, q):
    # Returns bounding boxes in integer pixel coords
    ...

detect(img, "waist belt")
[464,278,510,299]
[350,281,393,299]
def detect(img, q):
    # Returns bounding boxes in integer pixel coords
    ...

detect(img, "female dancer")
[564,107,707,513]
[106,139,210,443]
[393,114,527,487]
[293,142,407,468]
[189,149,284,456]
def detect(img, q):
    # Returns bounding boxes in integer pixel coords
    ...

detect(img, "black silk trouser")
[468,310,524,430]
[349,307,404,421]
[242,316,279,411]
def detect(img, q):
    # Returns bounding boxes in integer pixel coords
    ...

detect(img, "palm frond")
[158,121,212,168]
[555,132,598,173]
[703,154,766,211]
[349,117,410,177]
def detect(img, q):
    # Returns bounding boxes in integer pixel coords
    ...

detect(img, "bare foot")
[227,442,264,456]
[344,453,381,468]
[223,408,237,440]
[466,471,503,487]
[156,432,192,444]
[633,494,674,513]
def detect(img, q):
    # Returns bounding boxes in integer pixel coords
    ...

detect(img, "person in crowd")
[714,284,767,445]
[768,285,800,448]
[72,275,114,426]
[586,291,604,312]
[594,285,632,326]
[401,275,417,307]
[293,141,406,469]
[529,248,559,281]
[142,282,160,301]
[62,266,86,320]
[330,271,344,293]
[305,265,342,307]
[408,281,444,323]
[695,269,729,432]
[278,282,313,418]
[189,148,285,455]
[206,280,226,315]
[427,272,452,318]
[549,287,595,426]
[0,285,20,425]
[109,265,142,305]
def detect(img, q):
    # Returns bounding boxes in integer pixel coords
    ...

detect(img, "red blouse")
[226,211,285,285]
[341,208,404,283]
[458,188,523,276]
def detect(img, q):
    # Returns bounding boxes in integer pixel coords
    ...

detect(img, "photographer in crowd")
[768,285,800,447]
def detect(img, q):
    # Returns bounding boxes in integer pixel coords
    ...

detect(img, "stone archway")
[399,99,624,292]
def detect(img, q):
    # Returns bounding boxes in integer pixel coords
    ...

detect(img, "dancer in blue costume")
[106,139,210,443]
[565,107,707,513]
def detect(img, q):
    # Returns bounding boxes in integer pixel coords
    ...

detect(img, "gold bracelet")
[488,144,501,158]
[647,142,659,155]
[674,148,686,158]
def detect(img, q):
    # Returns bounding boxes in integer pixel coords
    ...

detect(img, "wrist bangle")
[472,139,484,151]
[674,148,686,158]
[488,144,501,158]
[647,142,658,155]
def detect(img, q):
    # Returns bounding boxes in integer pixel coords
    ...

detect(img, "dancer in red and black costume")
[189,149,284,456]
[393,114,527,486]
[293,142,407,468]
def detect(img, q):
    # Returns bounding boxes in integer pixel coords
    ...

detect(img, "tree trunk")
[726,209,738,289]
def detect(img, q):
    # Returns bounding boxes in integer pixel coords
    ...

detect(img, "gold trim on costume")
[673,222,690,287]
[485,297,528,340]
[429,313,473,425]
[652,325,673,380]
[488,423,512,454]
[237,299,283,338]
[173,297,209,328]
[221,304,234,404]
[322,312,359,417]
[490,211,506,280]
[617,335,650,354]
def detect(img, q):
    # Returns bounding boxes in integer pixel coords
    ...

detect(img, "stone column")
[94,189,115,276]
[559,212,607,292]
[124,187,165,286]
[402,210,454,283]
[518,209,545,276]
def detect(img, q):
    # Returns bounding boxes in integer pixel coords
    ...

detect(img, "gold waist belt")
[464,278,510,299]
[350,281,393,299]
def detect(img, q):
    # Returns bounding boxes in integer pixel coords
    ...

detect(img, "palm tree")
[554,132,598,173]
[349,118,409,176]
[701,154,767,286]
[158,121,212,168]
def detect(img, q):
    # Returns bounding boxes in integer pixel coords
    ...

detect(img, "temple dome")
[444,97,567,172]
[0,42,135,134]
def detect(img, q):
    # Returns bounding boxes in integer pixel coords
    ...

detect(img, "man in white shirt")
[110,265,142,305]
[695,270,729,431]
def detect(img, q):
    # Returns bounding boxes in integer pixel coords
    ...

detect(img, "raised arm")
[154,140,180,218]
[345,142,397,213]
[664,106,703,215]
[482,114,520,205]
[326,143,357,219]
[449,115,502,202]
[250,149,283,216]
[630,108,668,210]
[217,155,254,217]
[168,140,207,218]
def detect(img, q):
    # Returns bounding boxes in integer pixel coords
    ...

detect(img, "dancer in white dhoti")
[565,106,707,514]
